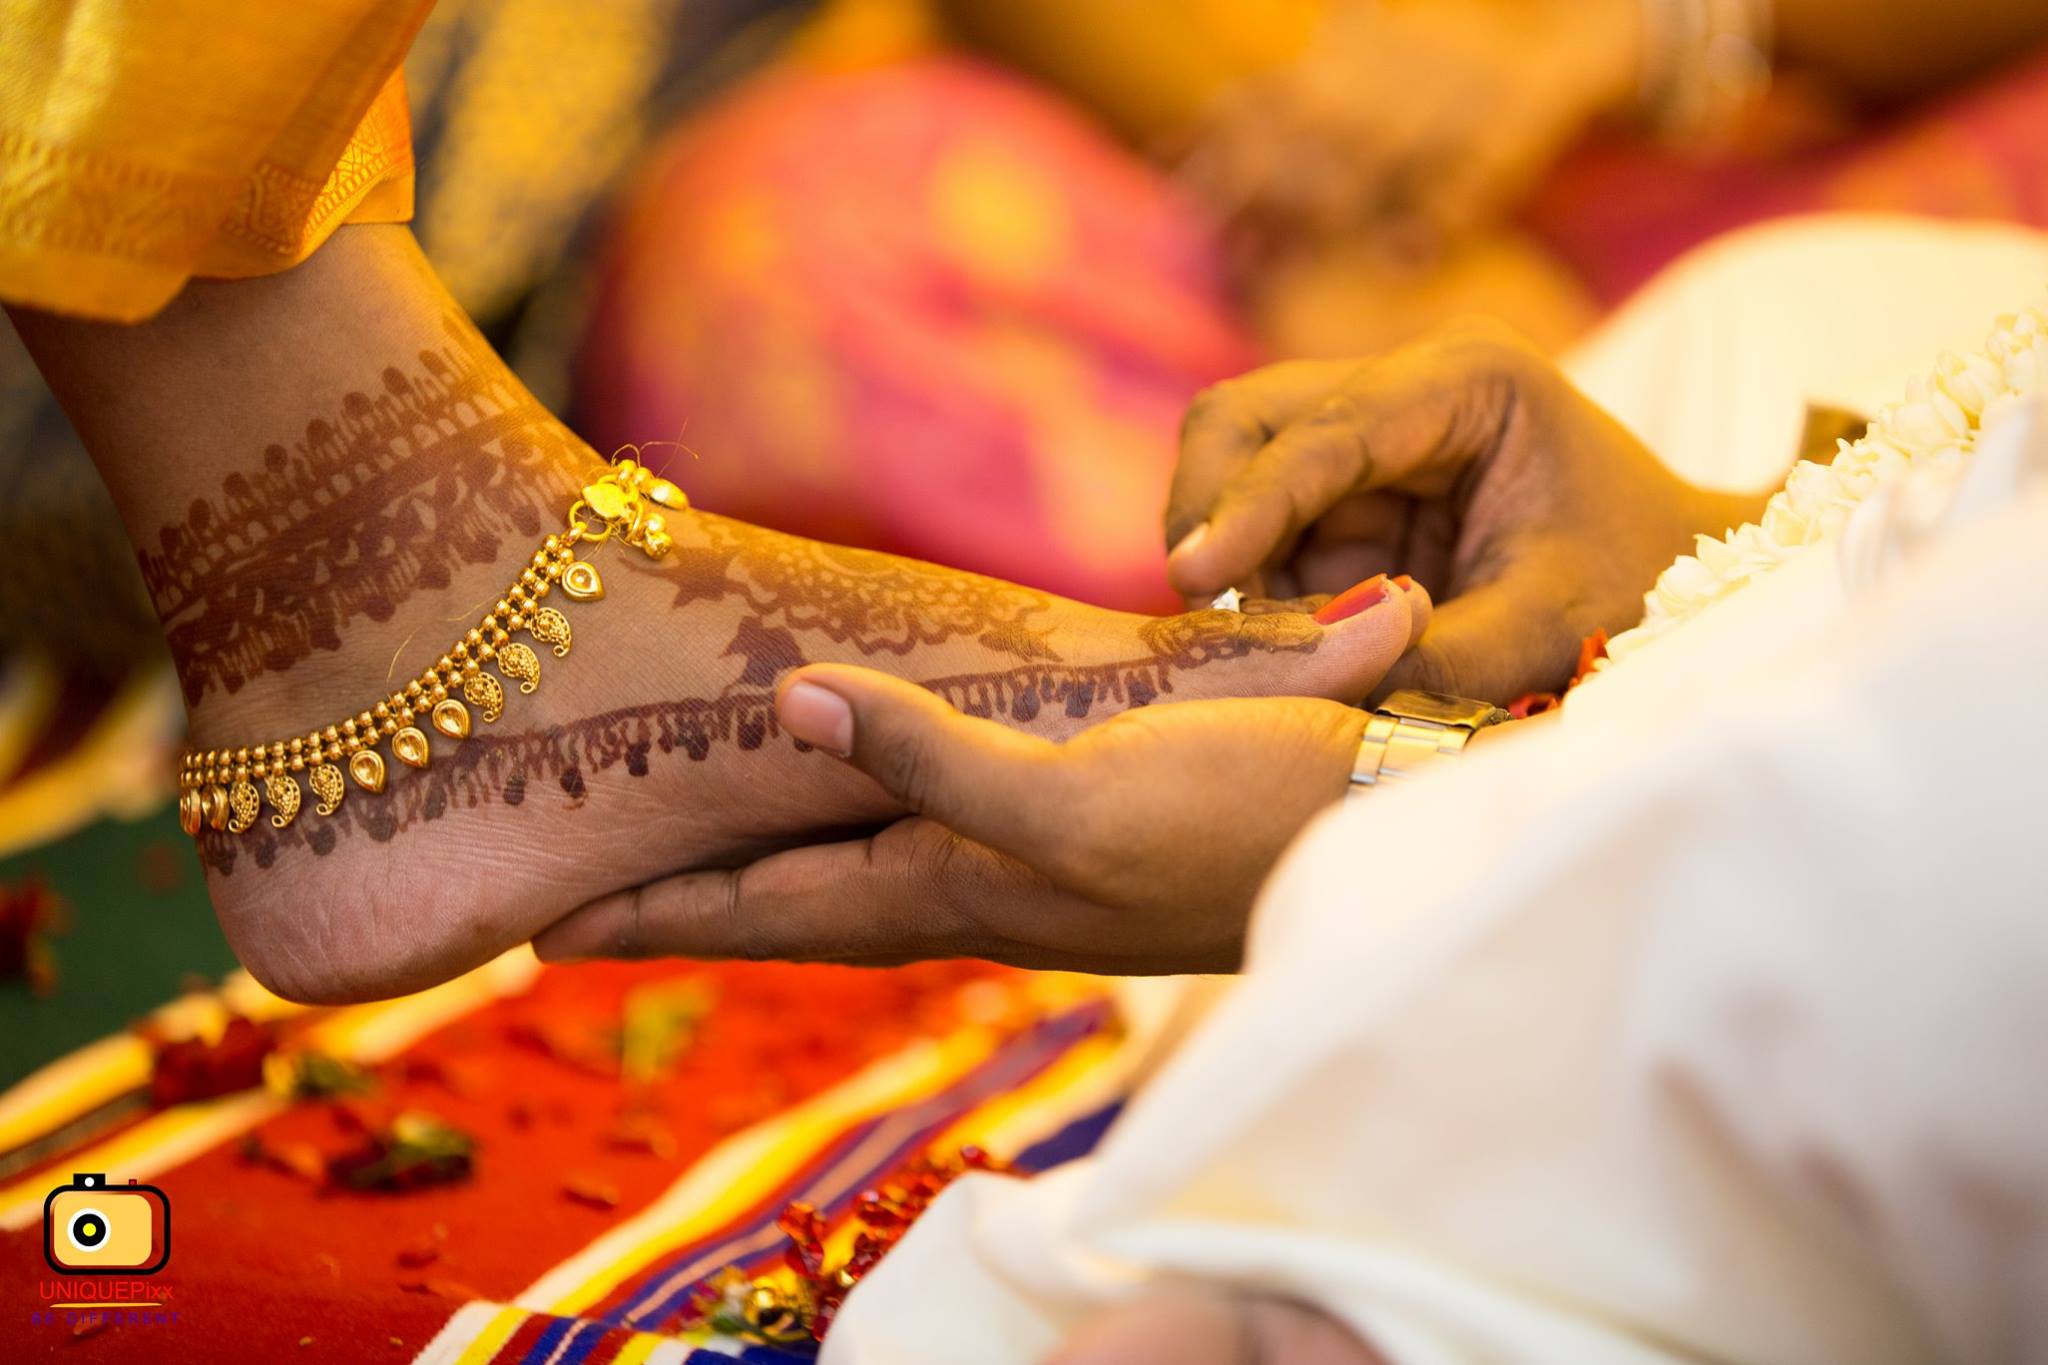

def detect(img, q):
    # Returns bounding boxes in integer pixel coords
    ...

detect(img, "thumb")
[777,664,1079,867]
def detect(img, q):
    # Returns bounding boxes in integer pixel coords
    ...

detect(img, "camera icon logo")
[42,1173,170,1275]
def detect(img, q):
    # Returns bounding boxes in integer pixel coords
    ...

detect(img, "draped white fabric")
[824,216,2048,1365]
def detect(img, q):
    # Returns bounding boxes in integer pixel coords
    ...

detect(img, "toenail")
[1313,574,1391,625]
[780,680,855,756]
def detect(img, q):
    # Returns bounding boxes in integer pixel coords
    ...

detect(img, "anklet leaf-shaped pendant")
[310,763,345,816]
[393,726,431,769]
[204,784,231,831]
[349,749,387,793]
[561,560,603,602]
[529,607,572,657]
[179,788,204,836]
[464,672,504,722]
[266,774,301,829]
[228,780,260,832]
[498,642,542,694]
[432,698,472,740]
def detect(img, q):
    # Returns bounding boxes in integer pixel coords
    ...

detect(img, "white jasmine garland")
[1604,305,2048,665]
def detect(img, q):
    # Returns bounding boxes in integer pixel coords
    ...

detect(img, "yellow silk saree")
[0,0,430,320]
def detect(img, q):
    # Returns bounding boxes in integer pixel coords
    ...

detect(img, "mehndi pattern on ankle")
[176,459,687,840]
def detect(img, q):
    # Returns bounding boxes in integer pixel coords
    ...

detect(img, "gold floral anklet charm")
[176,459,686,840]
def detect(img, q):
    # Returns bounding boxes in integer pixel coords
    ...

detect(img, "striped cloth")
[0,955,1139,1362]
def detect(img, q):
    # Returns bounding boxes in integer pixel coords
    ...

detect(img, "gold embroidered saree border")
[0,72,415,320]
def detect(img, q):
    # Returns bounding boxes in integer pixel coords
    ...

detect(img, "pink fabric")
[576,50,2048,618]
[1528,47,2048,305]
[577,58,1256,612]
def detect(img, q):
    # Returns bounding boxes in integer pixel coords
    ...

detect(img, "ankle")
[179,519,574,752]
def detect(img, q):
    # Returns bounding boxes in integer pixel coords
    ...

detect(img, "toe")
[1157,574,1413,706]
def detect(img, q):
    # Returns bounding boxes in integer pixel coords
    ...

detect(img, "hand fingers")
[532,821,1057,967]
[775,663,1082,871]
[1169,359,1360,550]
[1167,322,1544,598]
[1377,550,1576,704]
[1394,573,1433,650]
[532,820,1208,973]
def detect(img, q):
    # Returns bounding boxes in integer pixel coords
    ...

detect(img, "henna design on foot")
[199,603,1325,868]
[678,516,1062,661]
[141,315,581,705]
[198,692,787,873]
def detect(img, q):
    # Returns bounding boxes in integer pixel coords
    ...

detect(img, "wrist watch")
[1348,690,1509,793]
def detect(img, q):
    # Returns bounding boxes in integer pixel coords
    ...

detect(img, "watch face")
[1380,689,1509,728]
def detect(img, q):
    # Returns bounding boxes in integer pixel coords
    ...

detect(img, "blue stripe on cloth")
[1012,1100,1121,1173]
[686,1100,1128,1364]
[553,1318,607,1365]
[600,1001,1113,1336]
[525,1313,577,1364]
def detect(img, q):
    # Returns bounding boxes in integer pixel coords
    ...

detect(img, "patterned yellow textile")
[0,0,429,321]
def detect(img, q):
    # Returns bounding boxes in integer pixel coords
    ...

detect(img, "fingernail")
[1169,521,1210,561]
[1392,574,1415,591]
[1313,573,1391,625]
[779,680,854,756]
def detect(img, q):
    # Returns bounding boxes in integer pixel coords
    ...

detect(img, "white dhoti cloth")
[824,215,2048,1365]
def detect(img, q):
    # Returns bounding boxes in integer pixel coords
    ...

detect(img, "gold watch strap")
[1347,713,1479,790]
[1347,690,1509,794]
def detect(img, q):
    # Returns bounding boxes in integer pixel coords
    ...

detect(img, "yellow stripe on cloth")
[933,1030,1131,1157]
[0,1035,153,1159]
[608,1330,664,1365]
[303,949,541,1062]
[785,1030,1134,1280]
[409,977,1122,1363]
[0,1090,280,1230]
[413,1302,526,1365]
[0,950,542,1225]
[517,1023,1009,1318]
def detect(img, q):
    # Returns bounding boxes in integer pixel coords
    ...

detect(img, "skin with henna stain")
[12,225,1411,1002]
[140,315,576,706]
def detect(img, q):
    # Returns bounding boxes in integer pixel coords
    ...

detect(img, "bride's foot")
[170,406,1416,1001]
[25,228,1418,1004]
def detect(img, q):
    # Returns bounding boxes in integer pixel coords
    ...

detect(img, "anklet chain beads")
[175,459,686,839]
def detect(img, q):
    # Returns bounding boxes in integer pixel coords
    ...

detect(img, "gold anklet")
[176,459,686,840]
